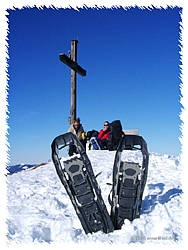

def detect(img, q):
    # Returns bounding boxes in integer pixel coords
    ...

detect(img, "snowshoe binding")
[51,132,114,234]
[109,134,149,230]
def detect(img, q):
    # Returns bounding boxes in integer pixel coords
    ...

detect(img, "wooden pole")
[59,40,86,125]
[70,40,78,125]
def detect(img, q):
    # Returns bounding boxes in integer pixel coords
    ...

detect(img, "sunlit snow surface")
[6,150,182,244]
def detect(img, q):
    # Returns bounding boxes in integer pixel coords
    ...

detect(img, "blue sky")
[7,6,182,165]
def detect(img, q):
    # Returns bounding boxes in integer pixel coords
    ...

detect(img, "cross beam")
[59,40,86,125]
[59,54,86,76]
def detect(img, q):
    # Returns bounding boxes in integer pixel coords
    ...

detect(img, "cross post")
[59,40,86,125]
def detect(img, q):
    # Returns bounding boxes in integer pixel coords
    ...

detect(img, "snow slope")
[6,150,182,245]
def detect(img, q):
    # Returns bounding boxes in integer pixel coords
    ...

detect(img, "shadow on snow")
[141,183,182,214]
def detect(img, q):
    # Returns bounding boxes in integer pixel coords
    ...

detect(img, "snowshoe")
[51,132,114,234]
[109,134,149,230]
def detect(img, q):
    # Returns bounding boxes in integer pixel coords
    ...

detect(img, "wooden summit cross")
[59,40,86,125]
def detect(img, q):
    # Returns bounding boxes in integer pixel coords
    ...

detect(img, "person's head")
[103,121,109,129]
[73,117,80,128]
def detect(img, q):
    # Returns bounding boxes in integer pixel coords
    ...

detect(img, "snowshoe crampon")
[51,132,114,234]
[109,135,149,230]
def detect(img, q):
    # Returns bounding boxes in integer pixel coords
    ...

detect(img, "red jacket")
[98,129,110,141]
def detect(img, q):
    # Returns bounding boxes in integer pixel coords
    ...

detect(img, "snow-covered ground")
[6,150,183,246]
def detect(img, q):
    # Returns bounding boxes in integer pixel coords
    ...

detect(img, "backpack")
[86,130,99,140]
[90,137,104,150]
[108,120,124,151]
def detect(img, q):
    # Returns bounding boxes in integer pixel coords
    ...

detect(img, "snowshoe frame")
[51,132,114,234]
[110,134,149,229]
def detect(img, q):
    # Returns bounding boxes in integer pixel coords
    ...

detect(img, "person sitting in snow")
[98,121,110,149]
[90,121,110,150]
[68,117,86,156]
